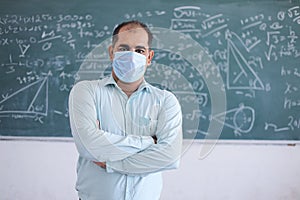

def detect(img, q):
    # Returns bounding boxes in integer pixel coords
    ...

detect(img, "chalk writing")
[0,1,299,140]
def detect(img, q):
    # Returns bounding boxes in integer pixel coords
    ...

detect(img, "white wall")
[1,139,300,200]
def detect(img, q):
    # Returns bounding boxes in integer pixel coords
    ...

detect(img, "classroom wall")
[0,140,300,200]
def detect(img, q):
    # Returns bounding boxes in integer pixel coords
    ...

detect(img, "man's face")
[109,25,154,67]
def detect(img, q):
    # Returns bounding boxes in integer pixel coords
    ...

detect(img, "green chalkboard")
[0,0,299,140]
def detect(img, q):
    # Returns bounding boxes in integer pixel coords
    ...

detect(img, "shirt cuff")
[105,136,153,173]
[106,162,115,173]
[141,136,154,149]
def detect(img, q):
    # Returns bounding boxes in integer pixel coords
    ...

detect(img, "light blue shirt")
[69,75,183,200]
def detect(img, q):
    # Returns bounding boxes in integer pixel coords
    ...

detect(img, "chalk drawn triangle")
[0,76,48,116]
[227,38,264,90]
[211,104,255,135]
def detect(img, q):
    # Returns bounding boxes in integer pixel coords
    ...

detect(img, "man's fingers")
[96,120,100,129]
[94,161,106,169]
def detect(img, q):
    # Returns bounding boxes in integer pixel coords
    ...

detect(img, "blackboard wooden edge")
[1,136,299,146]
[188,139,300,146]
[0,136,73,143]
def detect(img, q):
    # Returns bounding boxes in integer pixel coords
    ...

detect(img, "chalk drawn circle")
[76,27,227,159]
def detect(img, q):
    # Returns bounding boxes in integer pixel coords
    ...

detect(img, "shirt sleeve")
[68,81,154,162]
[106,91,183,175]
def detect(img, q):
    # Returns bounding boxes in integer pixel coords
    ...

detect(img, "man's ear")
[108,45,114,61]
[146,49,154,66]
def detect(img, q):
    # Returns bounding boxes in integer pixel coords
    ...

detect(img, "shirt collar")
[104,75,118,87]
[104,74,151,93]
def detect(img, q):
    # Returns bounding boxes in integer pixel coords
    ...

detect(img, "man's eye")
[118,47,128,51]
[135,49,145,54]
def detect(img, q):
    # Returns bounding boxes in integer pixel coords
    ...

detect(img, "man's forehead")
[116,26,148,44]
[117,25,148,37]
[119,24,144,32]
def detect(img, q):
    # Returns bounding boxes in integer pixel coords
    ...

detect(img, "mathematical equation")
[0,3,299,139]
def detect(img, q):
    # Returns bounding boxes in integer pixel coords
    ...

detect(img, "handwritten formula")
[0,1,299,139]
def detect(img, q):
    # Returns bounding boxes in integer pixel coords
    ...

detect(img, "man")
[69,20,182,200]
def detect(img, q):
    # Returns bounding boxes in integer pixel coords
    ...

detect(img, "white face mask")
[112,51,147,83]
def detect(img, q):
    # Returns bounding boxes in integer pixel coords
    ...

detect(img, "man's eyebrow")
[135,45,147,49]
[117,44,148,50]
[118,44,130,48]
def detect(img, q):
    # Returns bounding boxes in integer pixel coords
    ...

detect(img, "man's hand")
[152,135,157,144]
[94,161,106,169]
[96,120,100,129]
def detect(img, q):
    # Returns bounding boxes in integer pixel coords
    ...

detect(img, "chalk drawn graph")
[0,74,49,118]
[211,104,255,136]
[226,31,265,91]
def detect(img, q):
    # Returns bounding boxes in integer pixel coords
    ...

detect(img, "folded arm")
[106,91,183,175]
[69,81,154,162]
